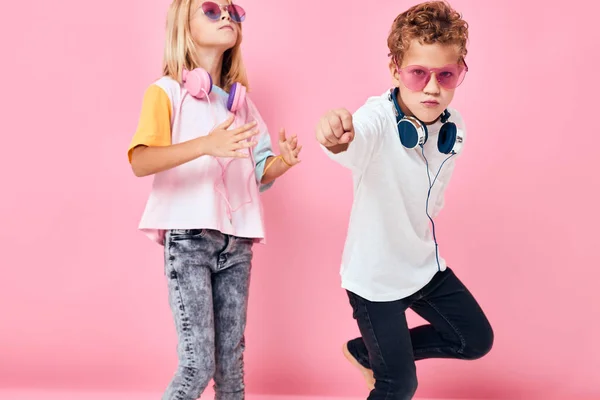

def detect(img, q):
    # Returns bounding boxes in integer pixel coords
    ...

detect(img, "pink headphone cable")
[174,87,257,225]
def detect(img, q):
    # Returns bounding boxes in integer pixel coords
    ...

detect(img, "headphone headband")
[182,67,246,113]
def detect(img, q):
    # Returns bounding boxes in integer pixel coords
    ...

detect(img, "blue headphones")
[388,87,463,154]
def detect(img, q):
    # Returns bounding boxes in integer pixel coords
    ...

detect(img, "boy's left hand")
[278,128,302,167]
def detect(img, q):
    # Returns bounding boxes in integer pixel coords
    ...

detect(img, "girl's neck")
[196,48,225,88]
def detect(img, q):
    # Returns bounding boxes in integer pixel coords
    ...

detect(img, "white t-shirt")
[322,90,466,302]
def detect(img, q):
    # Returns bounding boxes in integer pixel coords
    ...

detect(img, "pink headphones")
[182,67,247,112]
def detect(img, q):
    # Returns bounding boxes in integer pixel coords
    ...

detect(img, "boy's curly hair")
[388,1,469,65]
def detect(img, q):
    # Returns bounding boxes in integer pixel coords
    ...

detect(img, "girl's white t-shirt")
[128,77,276,246]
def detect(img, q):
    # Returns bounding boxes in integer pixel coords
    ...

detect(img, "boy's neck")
[395,91,413,119]
[196,49,225,88]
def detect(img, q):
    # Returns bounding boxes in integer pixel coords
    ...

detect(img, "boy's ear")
[389,59,400,86]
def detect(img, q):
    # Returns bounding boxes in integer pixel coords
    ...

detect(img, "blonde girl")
[128,1,302,399]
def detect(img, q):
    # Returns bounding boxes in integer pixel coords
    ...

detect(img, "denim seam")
[362,300,392,400]
[420,298,466,355]
[167,239,195,400]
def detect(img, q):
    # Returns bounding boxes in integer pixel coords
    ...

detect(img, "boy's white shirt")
[321,90,466,302]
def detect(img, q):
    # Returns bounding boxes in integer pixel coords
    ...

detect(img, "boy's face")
[389,40,464,124]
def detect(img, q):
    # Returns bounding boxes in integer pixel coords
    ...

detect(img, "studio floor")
[0,389,475,400]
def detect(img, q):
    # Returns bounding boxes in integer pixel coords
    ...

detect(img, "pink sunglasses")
[200,1,246,23]
[396,60,468,91]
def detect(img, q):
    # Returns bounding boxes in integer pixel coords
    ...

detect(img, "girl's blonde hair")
[162,0,249,92]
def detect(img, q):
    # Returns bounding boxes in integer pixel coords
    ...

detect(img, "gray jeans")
[162,229,253,400]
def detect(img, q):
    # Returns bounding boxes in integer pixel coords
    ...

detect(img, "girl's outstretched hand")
[278,128,302,167]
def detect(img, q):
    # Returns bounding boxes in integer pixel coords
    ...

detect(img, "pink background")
[0,0,598,399]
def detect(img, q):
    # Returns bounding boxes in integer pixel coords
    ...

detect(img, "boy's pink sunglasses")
[200,1,246,23]
[396,60,469,91]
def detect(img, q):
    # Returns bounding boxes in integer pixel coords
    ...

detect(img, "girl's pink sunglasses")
[396,60,468,91]
[200,2,246,23]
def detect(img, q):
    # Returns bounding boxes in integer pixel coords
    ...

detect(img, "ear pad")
[438,122,457,154]
[391,87,428,148]
[182,68,213,99]
[227,82,247,112]
[398,116,428,149]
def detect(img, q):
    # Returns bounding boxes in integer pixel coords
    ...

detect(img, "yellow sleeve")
[127,84,172,163]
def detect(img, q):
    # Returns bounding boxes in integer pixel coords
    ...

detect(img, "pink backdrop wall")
[1,0,598,398]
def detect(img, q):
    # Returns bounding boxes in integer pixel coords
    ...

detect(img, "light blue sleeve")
[246,97,276,192]
[254,130,276,192]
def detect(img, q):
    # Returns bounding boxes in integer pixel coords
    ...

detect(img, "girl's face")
[190,1,244,51]
[389,40,467,124]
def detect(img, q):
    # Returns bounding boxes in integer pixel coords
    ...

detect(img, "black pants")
[346,267,494,400]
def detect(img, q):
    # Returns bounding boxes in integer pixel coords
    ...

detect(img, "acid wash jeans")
[162,229,253,400]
